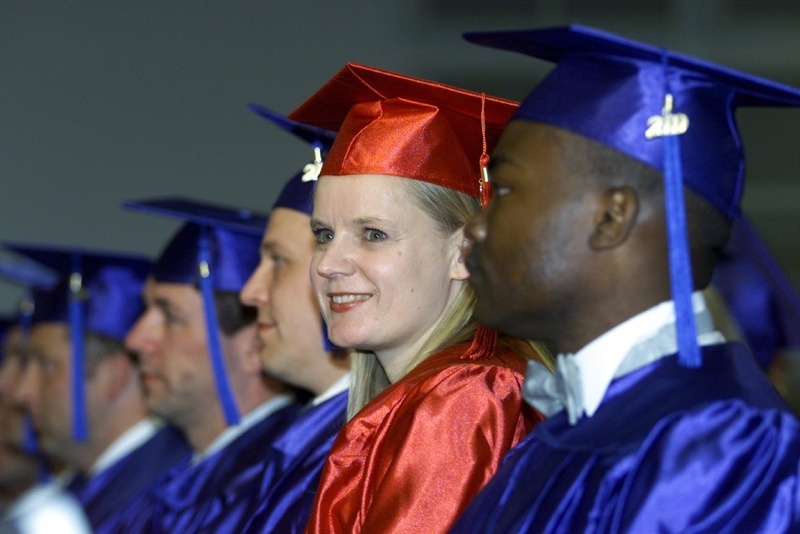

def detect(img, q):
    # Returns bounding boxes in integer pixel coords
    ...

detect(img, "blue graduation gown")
[451,343,800,533]
[66,424,191,534]
[119,401,300,533]
[206,390,349,533]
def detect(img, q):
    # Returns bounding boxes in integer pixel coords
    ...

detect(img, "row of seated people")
[1,24,800,533]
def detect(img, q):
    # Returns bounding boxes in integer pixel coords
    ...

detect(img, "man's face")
[240,208,328,391]
[465,121,597,342]
[0,327,38,494]
[17,323,73,457]
[125,279,221,428]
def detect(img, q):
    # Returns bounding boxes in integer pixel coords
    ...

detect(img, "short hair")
[84,333,129,376]
[214,290,257,336]
[561,128,732,286]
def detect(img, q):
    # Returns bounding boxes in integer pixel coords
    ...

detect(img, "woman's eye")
[365,229,387,242]
[312,228,334,245]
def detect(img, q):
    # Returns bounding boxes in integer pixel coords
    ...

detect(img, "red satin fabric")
[287,63,518,199]
[305,342,543,534]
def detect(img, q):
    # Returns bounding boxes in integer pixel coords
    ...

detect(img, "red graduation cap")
[288,62,518,203]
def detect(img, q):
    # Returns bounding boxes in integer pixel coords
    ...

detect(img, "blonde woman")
[289,63,552,534]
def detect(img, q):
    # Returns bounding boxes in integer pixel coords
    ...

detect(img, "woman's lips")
[328,293,371,313]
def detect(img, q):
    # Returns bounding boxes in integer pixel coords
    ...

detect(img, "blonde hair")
[347,179,481,419]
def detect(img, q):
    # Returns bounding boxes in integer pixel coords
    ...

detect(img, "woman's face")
[310,174,468,378]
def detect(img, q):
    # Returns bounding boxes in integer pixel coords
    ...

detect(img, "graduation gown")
[118,400,300,533]
[201,390,348,533]
[66,424,191,534]
[450,342,800,533]
[306,341,541,534]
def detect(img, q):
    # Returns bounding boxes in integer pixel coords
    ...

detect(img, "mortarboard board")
[124,197,268,425]
[711,216,800,369]
[464,24,800,367]
[1,243,151,441]
[288,62,519,206]
[248,103,340,352]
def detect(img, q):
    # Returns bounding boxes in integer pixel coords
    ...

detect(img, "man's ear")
[95,352,134,401]
[590,186,639,250]
[449,228,471,282]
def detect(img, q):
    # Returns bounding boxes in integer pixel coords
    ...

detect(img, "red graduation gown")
[305,341,542,534]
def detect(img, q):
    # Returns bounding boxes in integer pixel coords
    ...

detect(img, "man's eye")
[492,183,510,197]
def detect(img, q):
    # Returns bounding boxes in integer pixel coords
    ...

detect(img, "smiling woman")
[288,62,553,534]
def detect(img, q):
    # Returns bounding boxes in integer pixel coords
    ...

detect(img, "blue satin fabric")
[29,264,147,341]
[152,223,261,292]
[451,343,800,533]
[199,391,349,533]
[117,401,300,533]
[66,424,191,534]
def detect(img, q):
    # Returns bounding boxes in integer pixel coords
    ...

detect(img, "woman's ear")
[449,228,471,281]
[589,186,639,250]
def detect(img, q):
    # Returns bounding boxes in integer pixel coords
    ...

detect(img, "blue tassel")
[70,253,89,441]
[661,52,701,368]
[198,227,241,425]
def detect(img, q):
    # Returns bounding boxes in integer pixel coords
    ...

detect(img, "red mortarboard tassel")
[478,92,493,208]
[463,93,498,361]
[462,324,498,361]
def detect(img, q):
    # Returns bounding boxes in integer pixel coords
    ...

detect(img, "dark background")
[3,1,800,305]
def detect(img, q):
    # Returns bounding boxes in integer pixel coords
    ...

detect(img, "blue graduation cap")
[0,254,60,338]
[248,103,340,352]
[248,102,336,214]
[124,197,267,425]
[1,243,151,441]
[464,24,800,367]
[712,216,800,369]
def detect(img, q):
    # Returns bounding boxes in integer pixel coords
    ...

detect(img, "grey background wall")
[2,1,800,305]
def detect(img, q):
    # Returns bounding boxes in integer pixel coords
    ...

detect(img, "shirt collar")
[529,291,726,425]
[567,291,724,422]
[192,393,294,465]
[90,417,161,476]
[311,372,350,406]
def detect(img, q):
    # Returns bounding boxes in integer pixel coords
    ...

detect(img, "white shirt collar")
[311,372,350,407]
[565,291,725,422]
[89,417,161,476]
[191,393,294,465]
[2,481,92,533]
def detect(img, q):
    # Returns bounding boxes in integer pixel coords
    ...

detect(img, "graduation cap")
[248,102,336,214]
[288,62,519,207]
[464,24,800,367]
[249,103,340,352]
[0,254,60,338]
[124,197,267,425]
[711,216,800,369]
[1,243,151,441]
